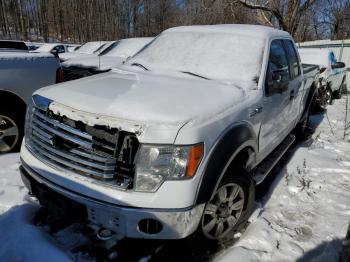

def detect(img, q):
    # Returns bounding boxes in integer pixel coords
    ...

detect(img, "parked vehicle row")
[61,37,153,80]
[20,24,320,244]
[298,48,347,110]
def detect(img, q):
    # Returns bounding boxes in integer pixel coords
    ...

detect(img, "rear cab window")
[284,40,301,78]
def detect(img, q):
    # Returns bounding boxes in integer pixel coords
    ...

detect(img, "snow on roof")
[165,24,291,40]
[298,48,330,67]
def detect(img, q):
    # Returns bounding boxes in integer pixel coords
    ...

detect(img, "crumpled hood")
[62,55,125,70]
[36,69,247,142]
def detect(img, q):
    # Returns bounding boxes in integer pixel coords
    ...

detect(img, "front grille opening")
[30,107,139,189]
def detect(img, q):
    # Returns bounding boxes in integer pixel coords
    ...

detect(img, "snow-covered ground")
[216,96,350,262]
[0,96,349,261]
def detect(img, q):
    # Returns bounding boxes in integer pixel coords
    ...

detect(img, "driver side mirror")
[332,62,346,69]
[268,69,289,93]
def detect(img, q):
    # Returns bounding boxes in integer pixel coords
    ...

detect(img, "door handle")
[250,106,263,117]
[290,90,295,100]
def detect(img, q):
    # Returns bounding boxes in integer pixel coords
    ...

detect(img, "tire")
[193,168,254,244]
[334,85,342,99]
[334,78,346,99]
[325,88,333,105]
[0,107,24,153]
[295,96,314,141]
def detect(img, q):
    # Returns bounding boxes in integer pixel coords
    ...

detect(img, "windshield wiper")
[181,71,210,80]
[131,62,149,71]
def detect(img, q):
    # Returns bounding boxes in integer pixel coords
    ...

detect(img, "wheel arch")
[301,82,317,123]
[0,89,27,113]
[194,122,258,205]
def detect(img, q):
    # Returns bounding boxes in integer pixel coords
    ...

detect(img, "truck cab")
[20,25,319,242]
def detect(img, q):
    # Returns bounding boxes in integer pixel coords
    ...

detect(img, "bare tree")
[232,0,318,37]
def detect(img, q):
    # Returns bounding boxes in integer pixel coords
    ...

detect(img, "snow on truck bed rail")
[0,51,55,60]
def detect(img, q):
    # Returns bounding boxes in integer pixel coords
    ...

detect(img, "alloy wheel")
[202,183,245,240]
[0,115,19,153]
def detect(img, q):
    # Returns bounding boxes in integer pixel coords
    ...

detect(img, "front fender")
[195,123,258,205]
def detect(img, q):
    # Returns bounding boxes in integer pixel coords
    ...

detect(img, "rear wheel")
[325,88,333,105]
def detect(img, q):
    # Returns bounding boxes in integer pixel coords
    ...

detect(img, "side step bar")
[253,134,296,185]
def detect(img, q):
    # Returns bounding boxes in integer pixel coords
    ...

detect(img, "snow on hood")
[61,55,125,70]
[36,69,248,133]
[59,52,96,61]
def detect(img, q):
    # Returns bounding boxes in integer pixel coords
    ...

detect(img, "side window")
[285,40,301,78]
[56,45,65,53]
[266,40,289,94]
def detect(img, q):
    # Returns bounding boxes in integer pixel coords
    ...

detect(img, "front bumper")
[20,160,204,240]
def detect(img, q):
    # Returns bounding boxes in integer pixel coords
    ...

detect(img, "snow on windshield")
[75,42,106,54]
[127,32,265,83]
[102,38,153,58]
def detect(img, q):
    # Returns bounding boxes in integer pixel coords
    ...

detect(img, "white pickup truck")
[299,48,347,107]
[0,51,62,153]
[20,25,319,243]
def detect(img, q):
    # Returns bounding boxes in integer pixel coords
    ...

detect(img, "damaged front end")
[25,95,140,189]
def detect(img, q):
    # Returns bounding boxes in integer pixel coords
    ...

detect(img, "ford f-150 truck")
[0,51,62,153]
[20,25,319,243]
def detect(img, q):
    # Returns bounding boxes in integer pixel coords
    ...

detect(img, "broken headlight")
[135,143,204,192]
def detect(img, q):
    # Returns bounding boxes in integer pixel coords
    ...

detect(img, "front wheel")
[195,171,254,243]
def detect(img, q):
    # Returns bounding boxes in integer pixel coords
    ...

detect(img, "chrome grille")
[28,106,139,188]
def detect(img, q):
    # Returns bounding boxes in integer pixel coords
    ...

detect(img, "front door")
[258,39,297,160]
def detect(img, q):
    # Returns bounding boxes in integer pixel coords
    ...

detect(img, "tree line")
[0,0,349,44]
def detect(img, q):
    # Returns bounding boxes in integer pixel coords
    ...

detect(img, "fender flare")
[194,123,258,205]
[301,82,317,123]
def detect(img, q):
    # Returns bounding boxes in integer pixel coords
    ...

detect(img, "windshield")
[102,38,152,58]
[75,42,105,54]
[127,31,265,83]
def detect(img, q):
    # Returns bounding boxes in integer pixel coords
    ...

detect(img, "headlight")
[135,143,204,192]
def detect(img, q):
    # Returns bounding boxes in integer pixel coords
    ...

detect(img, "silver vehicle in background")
[0,51,63,153]
[299,48,347,109]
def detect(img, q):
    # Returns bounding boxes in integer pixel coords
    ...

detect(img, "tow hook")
[97,228,116,241]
